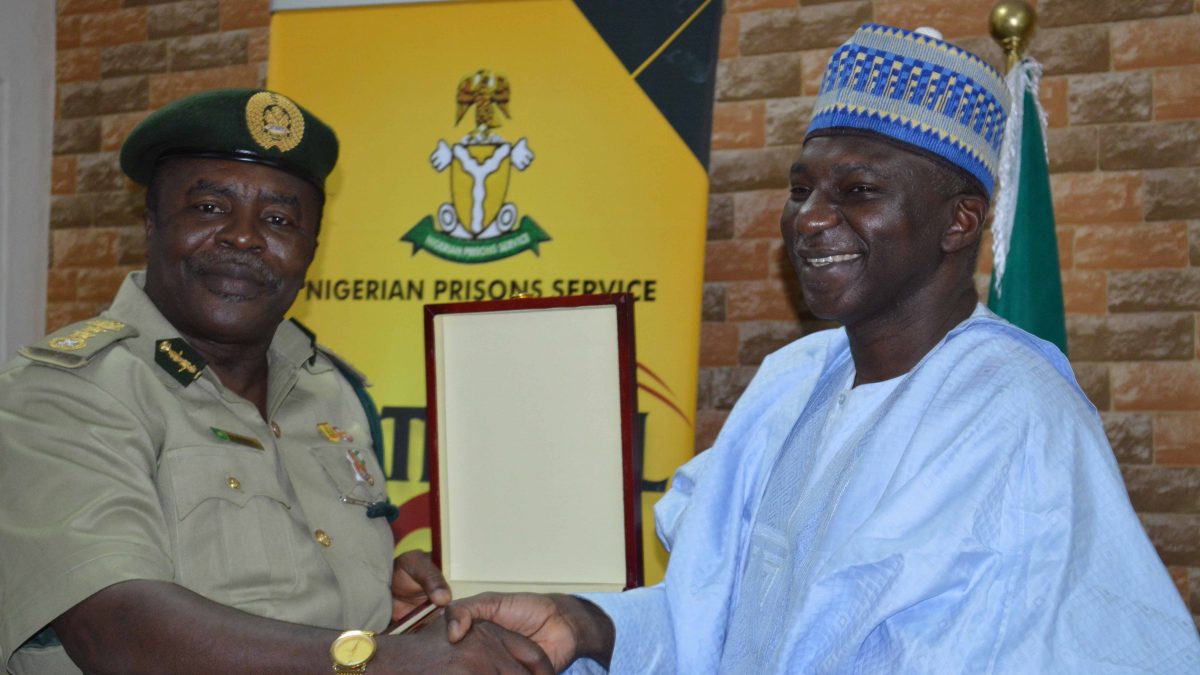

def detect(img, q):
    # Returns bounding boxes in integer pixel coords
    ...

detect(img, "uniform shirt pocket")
[309,446,394,583]
[310,445,389,505]
[163,447,302,608]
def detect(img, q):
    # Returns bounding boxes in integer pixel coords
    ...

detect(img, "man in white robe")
[442,24,1200,673]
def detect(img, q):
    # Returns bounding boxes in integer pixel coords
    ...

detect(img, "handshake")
[378,551,615,674]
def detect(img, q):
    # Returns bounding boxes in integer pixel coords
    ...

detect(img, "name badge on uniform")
[211,427,264,450]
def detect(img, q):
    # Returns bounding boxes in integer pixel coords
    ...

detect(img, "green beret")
[119,88,339,190]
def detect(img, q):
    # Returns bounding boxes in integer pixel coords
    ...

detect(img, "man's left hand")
[390,550,452,625]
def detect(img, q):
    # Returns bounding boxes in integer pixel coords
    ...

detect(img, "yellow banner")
[270,0,709,583]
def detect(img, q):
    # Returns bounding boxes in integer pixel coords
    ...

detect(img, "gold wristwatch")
[330,630,376,673]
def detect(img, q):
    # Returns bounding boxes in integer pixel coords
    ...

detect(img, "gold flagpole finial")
[989,0,1036,74]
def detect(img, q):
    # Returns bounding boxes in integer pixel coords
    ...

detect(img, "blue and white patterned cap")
[806,24,1010,197]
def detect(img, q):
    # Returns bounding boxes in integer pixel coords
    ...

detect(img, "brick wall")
[703,0,1200,626]
[50,0,269,330]
[49,0,1199,626]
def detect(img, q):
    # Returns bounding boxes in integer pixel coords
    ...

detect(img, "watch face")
[332,632,375,667]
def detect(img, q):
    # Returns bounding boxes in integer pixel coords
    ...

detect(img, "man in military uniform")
[0,89,551,674]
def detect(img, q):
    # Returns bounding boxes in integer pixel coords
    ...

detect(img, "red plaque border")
[423,293,643,591]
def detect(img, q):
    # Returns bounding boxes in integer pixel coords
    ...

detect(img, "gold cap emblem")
[245,91,305,152]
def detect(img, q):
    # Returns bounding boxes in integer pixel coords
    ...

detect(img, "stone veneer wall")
[50,0,269,328]
[49,0,1199,625]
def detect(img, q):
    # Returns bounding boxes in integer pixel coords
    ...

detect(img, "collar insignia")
[154,338,207,387]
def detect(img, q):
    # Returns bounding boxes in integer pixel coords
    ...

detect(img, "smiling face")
[781,134,974,330]
[142,157,321,346]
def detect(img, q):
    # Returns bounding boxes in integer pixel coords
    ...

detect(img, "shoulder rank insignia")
[155,338,207,387]
[19,318,137,369]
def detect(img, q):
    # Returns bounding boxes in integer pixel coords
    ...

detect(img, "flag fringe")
[991,57,1047,296]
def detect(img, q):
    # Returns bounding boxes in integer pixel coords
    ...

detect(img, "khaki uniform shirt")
[0,272,394,674]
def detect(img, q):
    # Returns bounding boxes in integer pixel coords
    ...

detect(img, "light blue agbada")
[570,306,1200,673]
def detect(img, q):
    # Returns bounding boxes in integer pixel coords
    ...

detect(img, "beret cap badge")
[118,88,338,189]
[245,91,305,153]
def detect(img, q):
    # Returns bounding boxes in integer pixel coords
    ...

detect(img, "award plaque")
[423,294,643,599]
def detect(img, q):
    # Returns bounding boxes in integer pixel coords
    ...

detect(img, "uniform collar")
[106,271,319,387]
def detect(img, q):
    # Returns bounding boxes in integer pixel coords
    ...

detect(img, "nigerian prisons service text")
[305,277,659,303]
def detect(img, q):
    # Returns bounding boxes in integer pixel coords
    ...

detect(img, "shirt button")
[270,421,282,438]
[315,529,331,547]
[837,392,847,405]
[227,476,241,490]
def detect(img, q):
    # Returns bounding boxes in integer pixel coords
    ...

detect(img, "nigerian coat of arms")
[401,70,551,263]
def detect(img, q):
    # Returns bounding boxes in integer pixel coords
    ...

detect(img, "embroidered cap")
[806,24,1010,197]
[119,88,339,190]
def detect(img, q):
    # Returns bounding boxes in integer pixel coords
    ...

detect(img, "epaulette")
[18,317,138,369]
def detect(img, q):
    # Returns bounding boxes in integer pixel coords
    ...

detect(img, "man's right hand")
[443,593,615,672]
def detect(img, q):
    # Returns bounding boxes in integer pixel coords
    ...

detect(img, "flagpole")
[989,0,1036,73]
[986,0,1069,355]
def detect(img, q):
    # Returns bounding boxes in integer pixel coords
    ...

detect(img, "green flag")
[988,59,1068,355]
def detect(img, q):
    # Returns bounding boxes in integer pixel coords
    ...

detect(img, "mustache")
[187,249,283,292]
